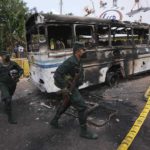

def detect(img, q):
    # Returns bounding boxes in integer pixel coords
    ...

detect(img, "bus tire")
[106,71,119,87]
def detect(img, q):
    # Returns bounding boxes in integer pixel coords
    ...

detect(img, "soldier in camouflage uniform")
[50,42,98,139]
[0,51,23,124]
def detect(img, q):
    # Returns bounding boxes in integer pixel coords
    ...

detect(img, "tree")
[0,0,28,52]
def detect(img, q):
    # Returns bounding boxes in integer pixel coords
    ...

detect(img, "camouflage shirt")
[0,61,23,84]
[54,55,84,89]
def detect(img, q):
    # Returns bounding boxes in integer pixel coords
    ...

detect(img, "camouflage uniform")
[54,55,87,125]
[50,42,98,139]
[0,52,23,124]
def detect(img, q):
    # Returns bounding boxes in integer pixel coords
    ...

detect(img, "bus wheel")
[106,72,119,87]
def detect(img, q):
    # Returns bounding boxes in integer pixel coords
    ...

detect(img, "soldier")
[50,42,98,139]
[0,51,23,124]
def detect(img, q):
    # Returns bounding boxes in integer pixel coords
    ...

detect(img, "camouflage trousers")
[0,82,16,101]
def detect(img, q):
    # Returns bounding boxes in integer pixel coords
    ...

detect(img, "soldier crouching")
[0,51,23,124]
[50,42,98,139]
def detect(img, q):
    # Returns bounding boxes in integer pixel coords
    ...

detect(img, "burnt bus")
[26,13,150,92]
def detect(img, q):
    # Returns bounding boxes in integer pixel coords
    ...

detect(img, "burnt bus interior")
[110,25,132,46]
[26,25,47,52]
[97,23,150,47]
[75,25,94,48]
[26,26,40,52]
[47,24,72,50]
[97,24,110,47]
[26,14,150,53]
[133,27,149,45]
[26,25,73,51]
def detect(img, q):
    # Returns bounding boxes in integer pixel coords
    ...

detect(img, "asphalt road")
[0,74,150,150]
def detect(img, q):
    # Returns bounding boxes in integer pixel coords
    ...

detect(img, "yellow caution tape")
[117,92,150,150]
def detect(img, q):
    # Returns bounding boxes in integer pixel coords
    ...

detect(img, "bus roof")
[26,13,122,28]
[26,13,150,31]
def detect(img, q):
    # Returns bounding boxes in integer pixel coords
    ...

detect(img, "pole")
[60,0,63,15]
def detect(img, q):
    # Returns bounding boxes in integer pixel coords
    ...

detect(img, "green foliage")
[0,0,28,52]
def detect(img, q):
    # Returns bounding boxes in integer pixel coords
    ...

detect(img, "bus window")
[111,26,130,46]
[30,26,46,52]
[133,27,149,45]
[126,28,132,45]
[97,25,109,47]
[75,25,94,48]
[31,34,39,52]
[38,26,47,52]
[47,25,72,50]
[30,26,39,52]
[39,26,46,43]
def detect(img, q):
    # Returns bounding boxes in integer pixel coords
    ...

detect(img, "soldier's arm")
[0,63,7,75]
[54,60,73,88]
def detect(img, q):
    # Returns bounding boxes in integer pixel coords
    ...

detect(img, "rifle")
[61,72,81,107]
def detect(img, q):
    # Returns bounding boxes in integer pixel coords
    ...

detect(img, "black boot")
[50,103,70,128]
[50,116,60,128]
[5,100,17,124]
[78,110,98,139]
[80,124,98,139]
[7,110,17,124]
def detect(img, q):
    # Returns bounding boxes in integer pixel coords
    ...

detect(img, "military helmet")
[73,42,86,53]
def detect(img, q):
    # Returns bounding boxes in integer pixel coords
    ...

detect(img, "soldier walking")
[0,51,23,124]
[50,42,98,139]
